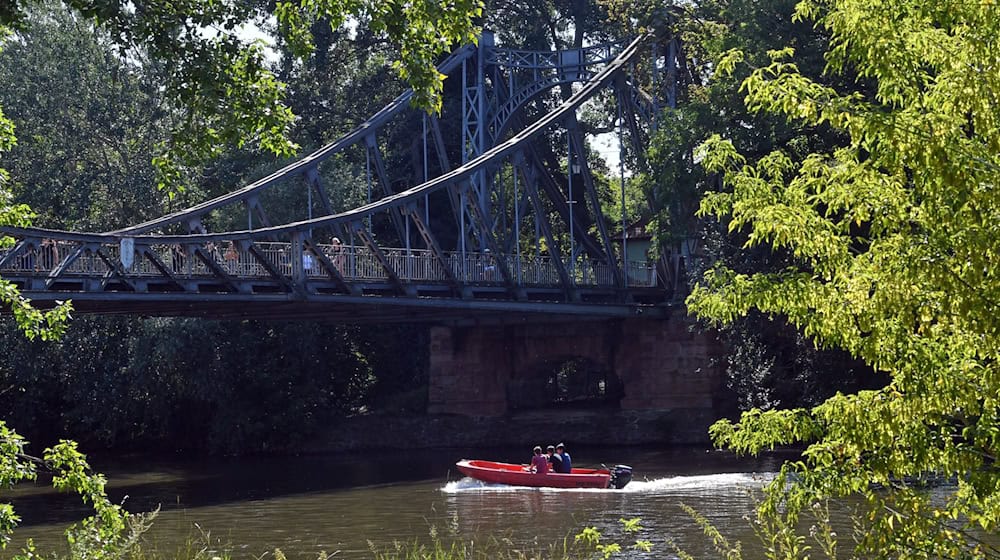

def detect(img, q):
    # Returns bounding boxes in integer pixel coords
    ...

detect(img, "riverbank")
[308,407,719,453]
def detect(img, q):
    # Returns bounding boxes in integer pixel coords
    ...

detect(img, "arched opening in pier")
[507,357,624,411]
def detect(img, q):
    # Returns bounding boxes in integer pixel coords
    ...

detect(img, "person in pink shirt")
[530,446,549,474]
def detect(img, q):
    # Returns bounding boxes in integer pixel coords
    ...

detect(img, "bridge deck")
[1,240,668,322]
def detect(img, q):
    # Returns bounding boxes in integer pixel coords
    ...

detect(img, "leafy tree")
[1,420,156,559]
[0,35,71,340]
[0,2,464,456]
[0,316,377,454]
[615,0,883,411]
[689,0,1000,556]
[0,0,481,191]
[0,8,169,230]
[485,0,612,50]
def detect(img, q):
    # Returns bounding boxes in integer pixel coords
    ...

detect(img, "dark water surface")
[2,446,802,559]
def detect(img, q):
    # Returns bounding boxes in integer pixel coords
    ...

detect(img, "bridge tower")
[454,30,654,283]
[429,32,727,443]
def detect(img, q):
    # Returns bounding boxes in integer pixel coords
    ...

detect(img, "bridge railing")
[1,240,658,288]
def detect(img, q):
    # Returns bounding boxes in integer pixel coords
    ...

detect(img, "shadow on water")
[6,447,472,528]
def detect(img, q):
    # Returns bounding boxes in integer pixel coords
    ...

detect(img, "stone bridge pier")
[427,317,730,444]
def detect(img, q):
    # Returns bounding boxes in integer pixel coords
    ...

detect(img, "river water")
[3,446,806,559]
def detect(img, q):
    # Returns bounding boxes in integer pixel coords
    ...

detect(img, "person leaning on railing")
[224,242,239,274]
[329,237,345,271]
[39,239,59,272]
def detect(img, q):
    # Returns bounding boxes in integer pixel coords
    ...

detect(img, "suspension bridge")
[0,31,693,324]
[0,29,727,426]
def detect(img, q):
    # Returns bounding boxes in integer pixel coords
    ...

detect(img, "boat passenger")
[546,445,563,473]
[556,443,572,473]
[530,446,549,474]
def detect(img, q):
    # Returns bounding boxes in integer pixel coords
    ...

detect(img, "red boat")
[455,459,632,489]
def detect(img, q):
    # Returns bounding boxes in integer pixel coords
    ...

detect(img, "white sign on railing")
[119,238,134,270]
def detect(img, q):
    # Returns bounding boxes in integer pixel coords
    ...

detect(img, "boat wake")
[621,472,775,493]
[442,472,775,494]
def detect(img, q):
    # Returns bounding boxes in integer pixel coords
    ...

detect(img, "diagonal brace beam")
[304,238,359,296]
[515,154,575,298]
[461,184,517,293]
[402,204,459,289]
[351,221,407,294]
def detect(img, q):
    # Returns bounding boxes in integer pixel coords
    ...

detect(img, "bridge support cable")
[305,167,335,217]
[107,45,477,237]
[247,197,273,229]
[496,95,607,262]
[306,167,347,244]
[501,170,531,256]
[426,115,463,227]
[364,135,408,241]
[503,165,532,283]
[617,95,630,290]
[102,38,637,241]
[403,204,460,290]
[615,75,650,174]
[527,142,606,260]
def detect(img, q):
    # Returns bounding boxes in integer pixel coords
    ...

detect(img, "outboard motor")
[608,465,633,489]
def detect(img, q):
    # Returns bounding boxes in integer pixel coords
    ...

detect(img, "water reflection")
[1,447,795,560]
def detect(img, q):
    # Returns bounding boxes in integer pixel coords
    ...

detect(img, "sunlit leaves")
[1,0,482,193]
[276,0,482,113]
[0,421,146,556]
[689,0,1000,557]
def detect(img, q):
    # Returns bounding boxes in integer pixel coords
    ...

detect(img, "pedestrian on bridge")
[329,237,345,270]
[39,239,58,272]
[224,242,239,273]
[302,248,314,273]
[171,245,186,274]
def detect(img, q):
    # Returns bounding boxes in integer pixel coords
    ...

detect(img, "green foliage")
[0,20,69,341]
[0,127,72,341]
[0,1,467,453]
[629,0,878,412]
[274,0,482,112]
[688,0,1000,557]
[0,0,481,195]
[371,518,653,559]
[0,316,376,454]
[0,421,155,559]
[676,502,742,560]
[0,7,169,230]
[674,497,841,560]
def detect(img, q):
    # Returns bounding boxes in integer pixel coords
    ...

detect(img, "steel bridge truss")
[0,33,677,322]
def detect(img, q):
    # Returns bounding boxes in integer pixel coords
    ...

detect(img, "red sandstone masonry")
[427,318,725,427]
